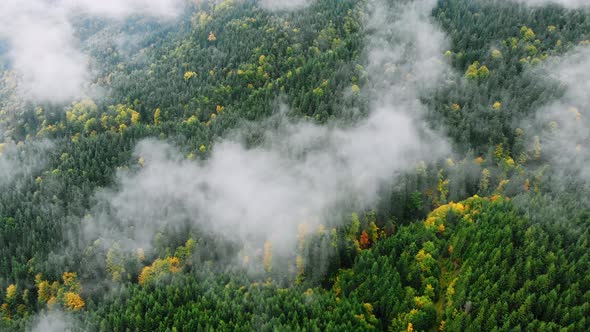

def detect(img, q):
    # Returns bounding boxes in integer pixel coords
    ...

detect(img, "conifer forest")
[1,0,590,331]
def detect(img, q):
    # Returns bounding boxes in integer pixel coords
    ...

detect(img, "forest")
[0,0,589,331]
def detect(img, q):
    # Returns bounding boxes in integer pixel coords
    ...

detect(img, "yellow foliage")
[296,255,304,276]
[263,241,273,273]
[5,285,16,303]
[216,105,224,113]
[47,296,57,309]
[351,84,360,93]
[154,108,161,125]
[437,171,449,204]
[425,202,467,231]
[139,257,181,286]
[130,110,140,124]
[184,71,197,81]
[521,26,536,41]
[1,303,8,320]
[297,223,309,251]
[473,156,484,164]
[118,123,127,133]
[64,292,85,311]
[407,322,414,332]
[493,101,502,109]
[185,115,198,125]
[414,296,431,308]
[62,272,76,285]
[208,32,217,42]
[451,103,461,111]
[199,145,207,153]
[37,281,52,303]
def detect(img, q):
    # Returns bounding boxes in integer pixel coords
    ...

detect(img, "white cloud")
[82,0,452,271]
[530,46,590,185]
[509,0,589,9]
[0,140,53,187]
[0,0,184,102]
[258,0,314,11]
[30,311,76,332]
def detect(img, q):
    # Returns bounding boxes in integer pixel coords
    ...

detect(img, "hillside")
[0,0,589,331]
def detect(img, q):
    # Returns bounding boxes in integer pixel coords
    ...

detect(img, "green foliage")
[1,0,590,331]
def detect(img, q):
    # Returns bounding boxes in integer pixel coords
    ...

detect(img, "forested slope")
[0,0,589,331]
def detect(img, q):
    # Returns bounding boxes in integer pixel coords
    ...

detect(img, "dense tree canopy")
[1,0,589,331]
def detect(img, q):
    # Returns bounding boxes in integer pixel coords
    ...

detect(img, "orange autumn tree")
[360,230,370,249]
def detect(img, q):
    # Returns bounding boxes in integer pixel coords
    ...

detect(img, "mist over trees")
[0,0,590,331]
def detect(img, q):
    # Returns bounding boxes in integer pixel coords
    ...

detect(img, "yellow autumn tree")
[64,292,85,311]
[520,26,536,41]
[184,71,197,81]
[154,108,161,125]
[296,255,304,278]
[138,257,181,286]
[130,110,140,124]
[208,32,217,41]
[263,241,273,273]
[106,244,125,282]
[5,285,16,305]
[465,62,479,79]
[62,272,79,291]
[368,221,379,243]
[37,280,52,303]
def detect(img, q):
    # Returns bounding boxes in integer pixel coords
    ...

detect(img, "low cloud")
[82,0,452,271]
[529,46,590,186]
[0,140,53,187]
[509,0,589,9]
[30,311,76,332]
[258,0,314,11]
[0,0,184,102]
